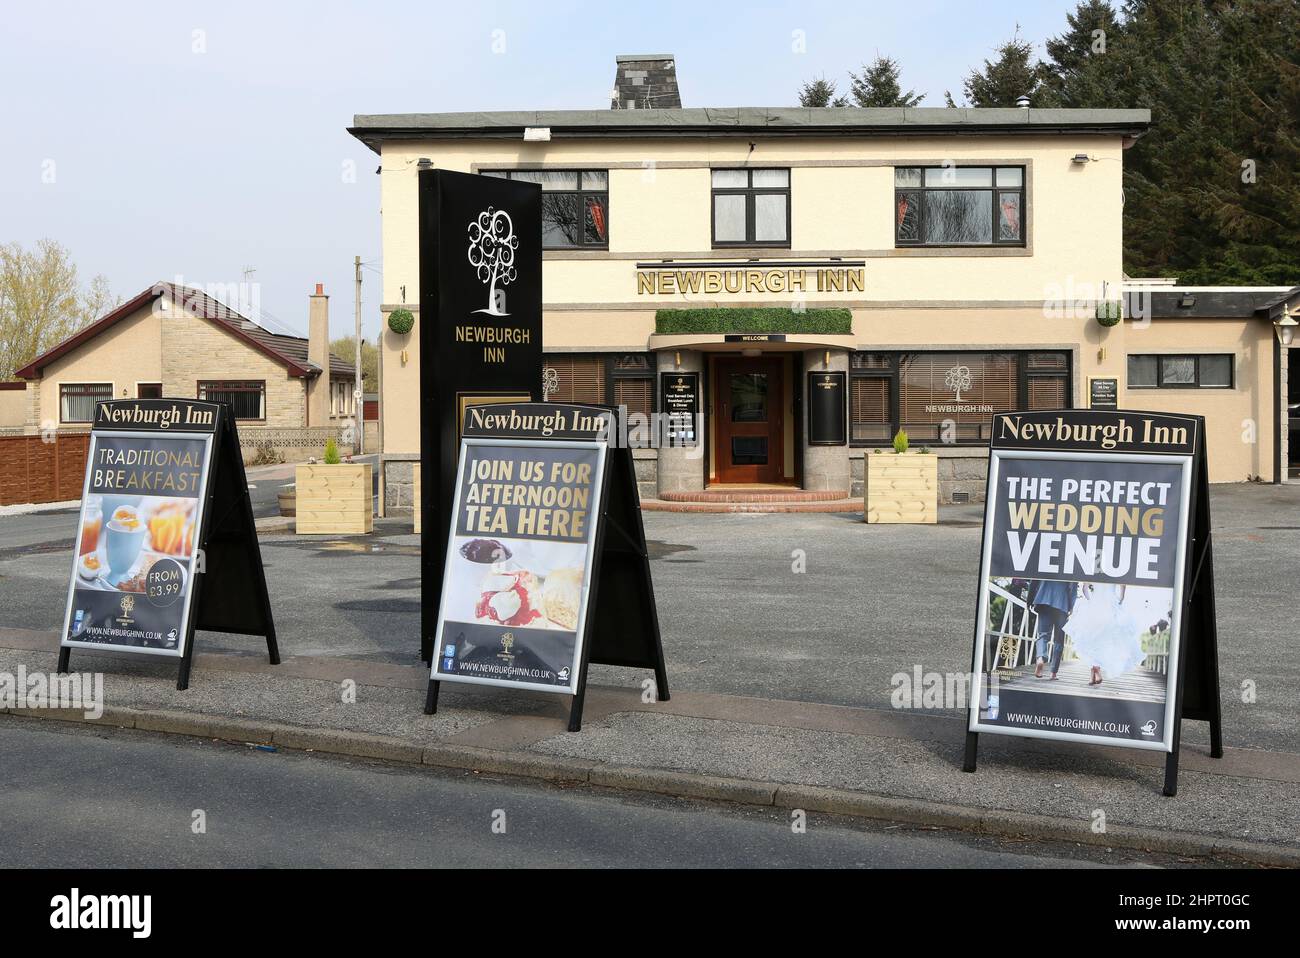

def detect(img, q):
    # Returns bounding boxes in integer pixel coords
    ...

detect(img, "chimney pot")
[315,283,324,295]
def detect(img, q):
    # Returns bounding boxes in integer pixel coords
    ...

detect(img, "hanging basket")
[1095,301,1123,328]
[388,308,415,335]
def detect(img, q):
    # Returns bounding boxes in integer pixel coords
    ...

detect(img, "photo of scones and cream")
[449,536,586,633]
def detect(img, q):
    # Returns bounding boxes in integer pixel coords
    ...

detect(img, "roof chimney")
[307,284,330,428]
[611,55,680,110]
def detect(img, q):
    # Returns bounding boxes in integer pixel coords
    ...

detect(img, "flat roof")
[349,106,1151,153]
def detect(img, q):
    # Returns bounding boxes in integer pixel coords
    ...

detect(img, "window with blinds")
[198,380,266,421]
[850,377,890,442]
[850,351,1070,445]
[899,353,1017,442]
[541,353,656,425]
[59,383,112,423]
[543,356,606,405]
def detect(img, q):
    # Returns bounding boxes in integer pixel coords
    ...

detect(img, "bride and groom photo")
[987,574,1174,707]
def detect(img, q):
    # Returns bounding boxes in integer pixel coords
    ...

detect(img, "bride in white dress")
[1063,582,1151,686]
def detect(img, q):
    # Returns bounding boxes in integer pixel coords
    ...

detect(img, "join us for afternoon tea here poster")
[61,433,212,656]
[432,442,604,693]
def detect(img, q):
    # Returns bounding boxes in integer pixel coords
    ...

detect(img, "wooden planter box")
[866,452,938,524]
[295,464,373,535]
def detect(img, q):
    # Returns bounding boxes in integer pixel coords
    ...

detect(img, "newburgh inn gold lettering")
[636,267,865,295]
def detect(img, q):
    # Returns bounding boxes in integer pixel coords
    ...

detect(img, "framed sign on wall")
[807,371,847,446]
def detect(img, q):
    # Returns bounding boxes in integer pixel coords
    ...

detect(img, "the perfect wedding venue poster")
[432,427,606,694]
[969,409,1198,752]
[61,423,212,657]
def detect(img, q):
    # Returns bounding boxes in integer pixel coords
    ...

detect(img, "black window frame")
[849,350,1071,447]
[198,379,266,421]
[59,382,113,424]
[1127,353,1235,389]
[483,169,610,250]
[893,166,1026,248]
[710,168,792,249]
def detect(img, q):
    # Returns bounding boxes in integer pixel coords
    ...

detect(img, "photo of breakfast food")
[446,536,588,634]
[74,494,197,595]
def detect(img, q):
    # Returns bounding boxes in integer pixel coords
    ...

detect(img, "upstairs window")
[483,170,609,249]
[712,169,790,247]
[894,166,1025,247]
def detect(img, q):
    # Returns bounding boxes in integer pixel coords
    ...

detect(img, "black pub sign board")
[419,170,543,662]
[660,371,699,446]
[807,371,847,446]
[424,402,670,731]
[57,399,279,690]
[964,408,1221,796]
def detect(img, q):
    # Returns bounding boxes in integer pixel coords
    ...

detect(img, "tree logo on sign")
[944,364,973,402]
[467,207,518,316]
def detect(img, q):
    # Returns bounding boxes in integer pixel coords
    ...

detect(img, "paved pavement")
[0,718,1128,868]
[1,482,1297,863]
[1,483,1296,749]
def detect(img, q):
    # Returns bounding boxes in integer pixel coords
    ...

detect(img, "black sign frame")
[660,371,700,447]
[806,370,847,446]
[424,402,669,731]
[1088,377,1119,410]
[962,408,1221,796]
[419,169,543,663]
[56,399,278,690]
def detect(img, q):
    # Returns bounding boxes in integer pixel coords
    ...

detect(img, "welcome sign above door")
[635,260,865,296]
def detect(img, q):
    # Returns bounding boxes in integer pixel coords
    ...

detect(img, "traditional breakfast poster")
[60,430,212,657]
[432,439,605,693]
[968,410,1197,753]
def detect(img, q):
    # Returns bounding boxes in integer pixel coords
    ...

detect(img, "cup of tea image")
[105,505,147,580]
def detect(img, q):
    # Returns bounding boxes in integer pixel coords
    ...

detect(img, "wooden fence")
[0,434,90,506]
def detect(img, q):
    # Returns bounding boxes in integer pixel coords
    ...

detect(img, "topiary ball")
[388,308,415,335]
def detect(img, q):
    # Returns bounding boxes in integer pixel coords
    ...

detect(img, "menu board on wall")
[661,372,699,447]
[1089,377,1119,410]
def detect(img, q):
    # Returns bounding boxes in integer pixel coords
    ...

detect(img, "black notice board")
[661,372,699,446]
[424,402,670,731]
[1089,377,1119,410]
[419,169,543,662]
[57,399,278,690]
[963,408,1221,796]
[807,371,847,446]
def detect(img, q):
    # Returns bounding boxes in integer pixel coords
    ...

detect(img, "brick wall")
[159,305,306,428]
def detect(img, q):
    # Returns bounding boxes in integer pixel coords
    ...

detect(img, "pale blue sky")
[1,0,1083,339]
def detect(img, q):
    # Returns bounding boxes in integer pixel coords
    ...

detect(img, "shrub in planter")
[388,307,415,335]
[297,437,371,535]
[867,429,937,524]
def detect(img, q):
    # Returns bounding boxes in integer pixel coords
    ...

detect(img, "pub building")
[349,56,1297,513]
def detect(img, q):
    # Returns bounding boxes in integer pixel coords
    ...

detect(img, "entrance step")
[660,487,849,503]
[646,486,859,513]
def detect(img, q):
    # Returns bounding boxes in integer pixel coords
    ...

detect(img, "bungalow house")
[9,281,357,462]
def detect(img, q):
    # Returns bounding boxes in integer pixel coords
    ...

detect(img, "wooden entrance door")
[713,357,784,484]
